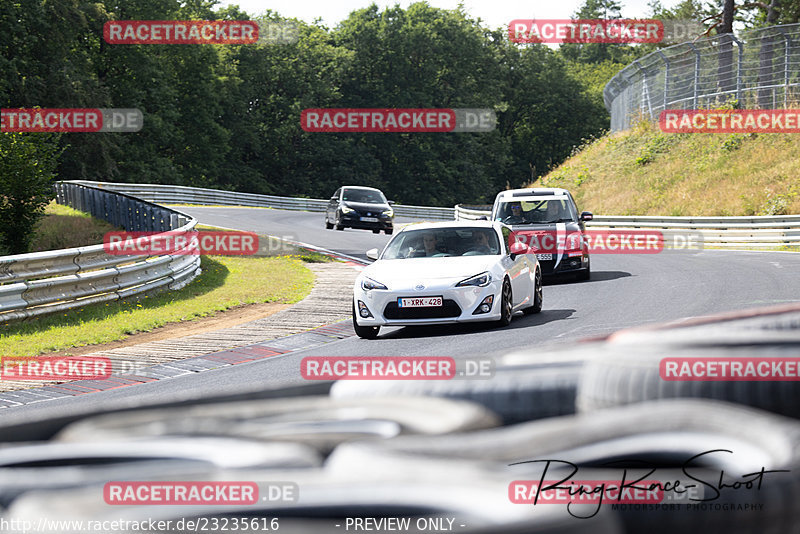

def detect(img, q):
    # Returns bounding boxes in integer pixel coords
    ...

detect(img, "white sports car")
[352,221,542,339]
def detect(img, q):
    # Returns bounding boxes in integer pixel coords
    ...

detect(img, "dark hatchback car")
[325,186,394,234]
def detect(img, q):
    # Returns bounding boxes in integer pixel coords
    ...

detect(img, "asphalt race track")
[4,206,800,418]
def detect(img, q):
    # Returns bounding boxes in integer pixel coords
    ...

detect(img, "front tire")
[385,228,393,235]
[325,217,334,229]
[372,229,380,234]
[352,302,380,339]
[523,268,543,314]
[335,213,345,231]
[496,280,513,327]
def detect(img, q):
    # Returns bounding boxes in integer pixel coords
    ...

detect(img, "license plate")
[398,296,443,308]
[536,253,553,260]
[361,217,379,222]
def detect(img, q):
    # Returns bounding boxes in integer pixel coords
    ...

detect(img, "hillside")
[532,119,800,216]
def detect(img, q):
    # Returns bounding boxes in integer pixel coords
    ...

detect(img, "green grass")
[30,202,121,251]
[0,255,314,358]
[534,119,800,216]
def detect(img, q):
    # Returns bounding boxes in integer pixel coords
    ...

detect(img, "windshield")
[495,198,575,225]
[342,189,386,204]
[382,228,500,259]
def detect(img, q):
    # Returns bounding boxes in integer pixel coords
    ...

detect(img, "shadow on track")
[374,309,576,340]
[545,270,632,285]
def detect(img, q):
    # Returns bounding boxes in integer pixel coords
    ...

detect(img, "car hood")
[363,256,500,283]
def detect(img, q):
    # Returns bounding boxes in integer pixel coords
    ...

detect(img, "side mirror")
[387,200,395,205]
[366,248,379,261]
[580,211,593,221]
[509,240,528,260]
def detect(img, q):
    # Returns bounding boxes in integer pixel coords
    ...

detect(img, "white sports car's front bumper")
[354,278,504,327]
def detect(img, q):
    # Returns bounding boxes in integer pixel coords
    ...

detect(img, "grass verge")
[0,255,315,358]
[30,202,121,251]
[535,119,800,216]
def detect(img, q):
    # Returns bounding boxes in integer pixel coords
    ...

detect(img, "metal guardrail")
[68,181,455,221]
[605,24,800,132]
[0,183,202,323]
[454,205,800,248]
[454,205,493,221]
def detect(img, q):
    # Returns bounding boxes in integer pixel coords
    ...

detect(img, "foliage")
[0,133,62,254]
[0,0,687,218]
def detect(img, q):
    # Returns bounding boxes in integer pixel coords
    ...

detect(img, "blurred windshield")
[342,189,386,204]
[495,198,575,225]
[382,228,500,259]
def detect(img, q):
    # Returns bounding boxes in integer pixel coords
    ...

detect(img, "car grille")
[383,300,461,319]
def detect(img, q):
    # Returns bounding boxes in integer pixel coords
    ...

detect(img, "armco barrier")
[0,183,201,324]
[455,205,800,248]
[66,181,455,221]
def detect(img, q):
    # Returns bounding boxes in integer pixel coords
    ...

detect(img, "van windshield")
[495,198,574,225]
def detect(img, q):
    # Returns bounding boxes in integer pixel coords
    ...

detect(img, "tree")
[0,134,62,255]
[560,0,643,65]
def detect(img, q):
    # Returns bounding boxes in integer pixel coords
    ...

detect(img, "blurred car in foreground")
[325,186,394,234]
[352,221,542,339]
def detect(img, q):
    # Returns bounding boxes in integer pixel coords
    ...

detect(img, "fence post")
[634,60,653,119]
[688,42,700,108]
[731,35,744,104]
[656,50,669,112]
[777,27,792,107]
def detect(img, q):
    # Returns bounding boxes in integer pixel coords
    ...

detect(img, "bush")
[0,133,63,255]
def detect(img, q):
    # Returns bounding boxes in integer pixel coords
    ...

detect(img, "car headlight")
[456,272,492,287]
[341,206,354,214]
[361,277,388,290]
[383,208,394,217]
